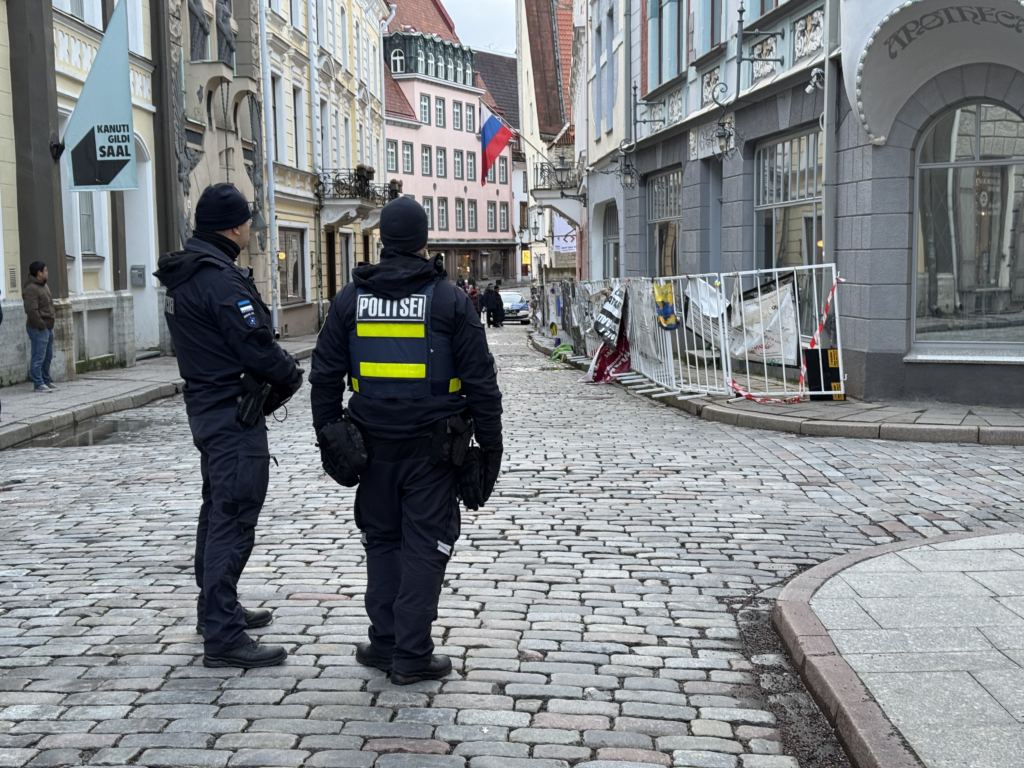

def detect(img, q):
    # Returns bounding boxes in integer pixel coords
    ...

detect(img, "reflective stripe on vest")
[348,281,459,399]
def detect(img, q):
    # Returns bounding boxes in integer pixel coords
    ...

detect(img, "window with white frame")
[420,94,430,124]
[647,169,682,276]
[271,75,284,161]
[455,198,465,230]
[498,157,508,184]
[79,192,96,253]
[355,21,362,80]
[421,145,432,176]
[292,87,306,168]
[447,57,454,80]
[417,49,425,73]
[500,202,509,232]
[435,97,445,128]
[438,197,449,230]
[487,201,497,231]
[427,51,435,77]
[468,200,478,231]
[466,151,476,181]
[454,150,464,179]
[456,58,464,84]
[386,140,397,173]
[436,147,447,178]
[391,49,405,73]
[344,115,351,166]
[291,0,302,29]
[486,164,495,184]
[279,228,306,304]
[423,197,434,229]
[333,109,340,168]
[465,61,472,84]
[402,142,413,173]
[319,99,329,169]
[339,6,348,66]
[453,102,462,131]
[754,129,824,271]
[465,104,476,133]
[357,123,364,163]
[317,0,326,45]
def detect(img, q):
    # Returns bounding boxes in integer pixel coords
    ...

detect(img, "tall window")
[468,200,478,231]
[316,0,326,45]
[391,49,405,73]
[456,58,464,84]
[357,123,364,163]
[465,104,476,133]
[454,150,464,179]
[447,57,454,81]
[757,0,778,15]
[467,152,477,181]
[402,142,414,174]
[453,102,463,131]
[355,21,361,80]
[271,75,282,161]
[754,130,824,270]
[603,202,620,278]
[279,228,306,304]
[916,104,1024,347]
[498,157,508,184]
[710,0,724,48]
[487,201,497,231]
[291,0,302,28]
[421,145,432,176]
[435,97,445,128]
[486,164,496,184]
[647,169,682,276]
[436,148,447,178]
[423,197,434,229]
[78,192,96,253]
[648,0,687,88]
[427,51,435,77]
[319,99,329,169]
[344,115,351,166]
[333,109,340,168]
[339,6,348,66]
[292,87,305,168]
[438,197,449,230]
[455,199,465,230]
[465,62,473,84]
[417,50,425,73]
[386,140,397,172]
[420,94,430,124]
[499,202,509,232]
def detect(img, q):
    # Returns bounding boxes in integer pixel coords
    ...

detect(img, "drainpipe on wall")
[822,0,839,264]
[259,0,280,331]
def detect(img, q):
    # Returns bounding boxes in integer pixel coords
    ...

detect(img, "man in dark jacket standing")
[155,184,302,669]
[310,197,503,685]
[23,262,57,393]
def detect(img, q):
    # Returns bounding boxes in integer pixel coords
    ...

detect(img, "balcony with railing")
[314,165,403,229]
[530,153,585,227]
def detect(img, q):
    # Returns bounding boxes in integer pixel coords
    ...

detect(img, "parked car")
[500,291,530,324]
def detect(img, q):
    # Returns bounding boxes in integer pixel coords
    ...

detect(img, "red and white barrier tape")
[729,274,845,405]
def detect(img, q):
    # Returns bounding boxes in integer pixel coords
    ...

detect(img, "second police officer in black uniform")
[310,197,503,684]
[155,184,303,669]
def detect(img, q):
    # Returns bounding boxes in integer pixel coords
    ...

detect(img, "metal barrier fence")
[537,263,844,402]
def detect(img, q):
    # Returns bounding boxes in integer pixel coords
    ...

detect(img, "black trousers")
[189,408,270,655]
[355,439,460,674]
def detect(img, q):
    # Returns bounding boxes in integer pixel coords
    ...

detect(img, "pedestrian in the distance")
[481,284,498,327]
[155,183,303,669]
[468,283,480,315]
[23,261,57,393]
[310,196,503,685]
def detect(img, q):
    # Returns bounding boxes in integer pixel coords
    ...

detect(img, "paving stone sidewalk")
[1,325,1024,768]
[0,335,319,449]
[531,333,1024,445]
[808,531,1024,768]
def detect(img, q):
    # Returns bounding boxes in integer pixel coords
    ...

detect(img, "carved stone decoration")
[668,88,683,125]
[250,0,261,76]
[216,0,235,65]
[701,67,720,107]
[188,0,210,62]
[173,71,204,244]
[689,131,698,161]
[246,94,267,251]
[752,36,777,81]
[794,9,824,61]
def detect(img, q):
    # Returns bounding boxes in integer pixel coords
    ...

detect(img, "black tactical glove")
[263,364,304,415]
[317,416,368,487]
[480,443,503,503]
[458,447,485,511]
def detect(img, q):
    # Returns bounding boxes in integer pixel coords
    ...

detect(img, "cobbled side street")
[2,325,1023,768]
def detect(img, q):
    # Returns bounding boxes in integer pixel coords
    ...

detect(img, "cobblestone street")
[2,325,1024,768]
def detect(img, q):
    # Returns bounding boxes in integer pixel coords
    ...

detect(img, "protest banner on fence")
[593,282,627,347]
[728,276,799,366]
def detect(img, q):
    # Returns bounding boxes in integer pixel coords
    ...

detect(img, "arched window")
[465,62,473,85]
[417,49,424,73]
[915,103,1024,347]
[603,203,620,278]
[390,48,405,73]
[456,58,464,84]
[447,57,454,81]
[427,51,435,77]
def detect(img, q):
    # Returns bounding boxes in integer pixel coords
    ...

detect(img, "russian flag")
[481,104,513,186]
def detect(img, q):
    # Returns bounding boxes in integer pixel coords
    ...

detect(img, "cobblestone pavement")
[2,325,1023,768]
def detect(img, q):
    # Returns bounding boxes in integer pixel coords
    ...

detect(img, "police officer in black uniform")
[310,197,502,685]
[155,183,303,669]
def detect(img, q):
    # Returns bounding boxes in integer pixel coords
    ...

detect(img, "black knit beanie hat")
[380,197,429,253]
[195,184,252,232]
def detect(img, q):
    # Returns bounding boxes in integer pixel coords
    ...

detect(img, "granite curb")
[528,333,1024,445]
[0,344,316,451]
[772,527,1023,768]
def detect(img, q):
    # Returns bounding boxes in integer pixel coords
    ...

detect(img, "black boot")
[203,640,287,669]
[355,642,393,672]
[196,607,272,635]
[391,655,452,685]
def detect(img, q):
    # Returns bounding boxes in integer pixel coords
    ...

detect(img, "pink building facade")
[383,24,519,286]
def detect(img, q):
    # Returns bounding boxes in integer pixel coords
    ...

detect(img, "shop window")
[647,169,681,276]
[753,129,824,270]
[279,228,306,304]
[916,103,1024,346]
[604,202,620,278]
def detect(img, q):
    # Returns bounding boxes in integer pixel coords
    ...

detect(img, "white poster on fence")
[684,278,728,341]
[728,278,799,366]
[593,282,626,347]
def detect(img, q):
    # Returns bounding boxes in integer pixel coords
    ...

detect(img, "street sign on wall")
[63,0,137,191]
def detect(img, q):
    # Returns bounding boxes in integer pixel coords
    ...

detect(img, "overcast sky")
[444,0,516,56]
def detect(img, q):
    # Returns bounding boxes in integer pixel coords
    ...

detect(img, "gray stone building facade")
[600,0,1024,405]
